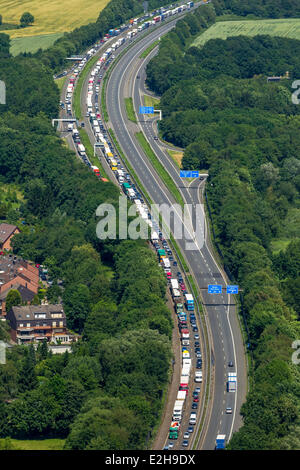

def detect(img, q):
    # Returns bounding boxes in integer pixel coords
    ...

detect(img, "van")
[189,412,197,425]
[195,371,202,383]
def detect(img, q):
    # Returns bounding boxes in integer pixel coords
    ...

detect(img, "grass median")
[139,39,159,59]
[125,97,137,123]
[78,128,108,179]
[73,54,100,120]
[135,131,185,208]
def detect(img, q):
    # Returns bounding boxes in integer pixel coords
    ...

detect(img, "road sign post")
[180,170,200,178]
[226,285,239,295]
[208,285,223,294]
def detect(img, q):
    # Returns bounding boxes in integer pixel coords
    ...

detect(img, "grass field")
[2,0,110,39]
[167,149,183,168]
[192,18,300,48]
[10,32,63,55]
[0,438,65,450]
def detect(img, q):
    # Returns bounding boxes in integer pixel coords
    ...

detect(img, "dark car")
[188,426,194,433]
[192,391,199,398]
[182,440,189,447]
[192,402,198,409]
[173,261,177,266]
[228,361,234,367]
[193,326,198,332]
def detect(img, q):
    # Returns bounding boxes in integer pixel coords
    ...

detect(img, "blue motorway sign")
[180,170,199,178]
[208,284,222,294]
[227,285,239,295]
[139,106,154,114]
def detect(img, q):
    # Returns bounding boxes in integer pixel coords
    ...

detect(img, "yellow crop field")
[0,0,110,38]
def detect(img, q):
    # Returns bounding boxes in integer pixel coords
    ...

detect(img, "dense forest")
[146,1,300,449]
[0,0,174,450]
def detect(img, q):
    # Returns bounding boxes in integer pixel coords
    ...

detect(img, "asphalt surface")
[104,15,247,450]
[56,3,247,451]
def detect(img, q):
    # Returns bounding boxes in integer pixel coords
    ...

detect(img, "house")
[0,224,20,251]
[6,304,75,345]
[0,255,39,317]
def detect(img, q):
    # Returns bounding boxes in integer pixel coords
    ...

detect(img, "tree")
[20,12,34,28]
[18,346,38,394]
[5,289,22,315]
[0,15,2,26]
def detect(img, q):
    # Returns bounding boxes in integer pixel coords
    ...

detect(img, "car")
[182,440,189,447]
[195,341,200,347]
[226,407,232,414]
[193,326,198,332]
[154,136,158,140]
[196,363,202,370]
[169,257,174,261]
[192,391,199,398]
[137,75,140,79]
[187,426,194,433]
[193,396,199,403]
[168,442,174,449]
[183,432,190,439]
[196,352,202,359]
[192,402,198,409]
[173,261,177,266]
[194,334,200,340]
[163,446,169,450]
[195,387,201,394]
[228,361,234,367]
[81,122,85,127]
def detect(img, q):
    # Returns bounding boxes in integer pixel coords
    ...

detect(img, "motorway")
[104,15,247,450]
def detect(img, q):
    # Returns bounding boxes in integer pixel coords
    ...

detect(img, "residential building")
[0,255,39,317]
[6,304,75,345]
[0,224,20,251]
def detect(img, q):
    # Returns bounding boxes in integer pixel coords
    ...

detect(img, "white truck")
[77,144,86,156]
[171,279,179,290]
[176,390,187,402]
[162,257,170,269]
[227,372,237,392]
[172,288,181,298]
[173,400,184,421]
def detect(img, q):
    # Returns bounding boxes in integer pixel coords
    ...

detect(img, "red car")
[193,397,199,403]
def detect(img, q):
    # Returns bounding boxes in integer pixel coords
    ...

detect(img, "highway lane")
[133,48,247,446]
[105,17,247,450]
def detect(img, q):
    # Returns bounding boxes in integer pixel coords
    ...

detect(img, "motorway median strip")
[73,53,100,120]
[125,97,137,123]
[78,128,108,179]
[139,39,159,59]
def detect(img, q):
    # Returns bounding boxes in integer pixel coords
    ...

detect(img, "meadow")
[192,18,300,47]
[0,0,110,38]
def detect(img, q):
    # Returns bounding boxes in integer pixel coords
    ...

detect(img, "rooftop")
[0,223,18,244]
[0,255,37,288]
[11,304,65,322]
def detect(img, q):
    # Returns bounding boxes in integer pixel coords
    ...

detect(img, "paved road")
[105,15,247,450]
